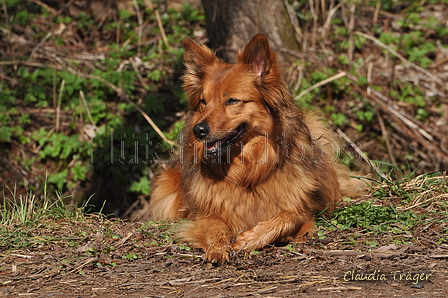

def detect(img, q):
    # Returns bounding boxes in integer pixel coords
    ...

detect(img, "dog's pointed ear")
[238,34,287,112]
[182,39,218,108]
[183,38,218,75]
[238,34,275,80]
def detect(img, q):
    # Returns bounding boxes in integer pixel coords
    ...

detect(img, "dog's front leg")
[231,211,313,251]
[178,215,233,263]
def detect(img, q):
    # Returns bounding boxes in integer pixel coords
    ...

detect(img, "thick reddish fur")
[149,34,365,263]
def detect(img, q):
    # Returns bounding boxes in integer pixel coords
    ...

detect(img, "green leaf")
[48,170,69,191]
[0,126,13,142]
[331,113,348,126]
[71,162,87,181]
[129,176,151,195]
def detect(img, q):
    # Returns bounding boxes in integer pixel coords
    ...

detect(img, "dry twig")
[29,0,57,14]
[323,2,344,38]
[155,9,170,50]
[55,79,65,132]
[65,257,97,275]
[337,129,385,179]
[133,0,143,56]
[348,4,356,63]
[346,75,448,164]
[318,286,363,292]
[284,0,303,44]
[355,31,446,88]
[294,71,347,101]
[79,90,96,127]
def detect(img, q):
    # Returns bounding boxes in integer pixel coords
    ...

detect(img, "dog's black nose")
[193,123,210,140]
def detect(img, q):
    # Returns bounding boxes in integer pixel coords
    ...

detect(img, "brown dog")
[149,34,365,263]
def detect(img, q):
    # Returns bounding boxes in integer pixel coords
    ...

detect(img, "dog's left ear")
[238,34,275,80]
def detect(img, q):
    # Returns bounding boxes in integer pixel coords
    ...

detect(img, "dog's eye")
[199,98,206,105]
[225,98,240,105]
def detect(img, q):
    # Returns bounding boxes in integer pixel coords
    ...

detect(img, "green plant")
[122,252,140,261]
[316,160,447,246]
[329,200,423,233]
[0,183,90,250]
[0,1,204,213]
[179,243,191,251]
[129,176,151,195]
[137,221,179,246]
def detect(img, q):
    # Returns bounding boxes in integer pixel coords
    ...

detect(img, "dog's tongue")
[206,141,219,152]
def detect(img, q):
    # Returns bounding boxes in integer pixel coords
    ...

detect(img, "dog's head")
[182,34,288,157]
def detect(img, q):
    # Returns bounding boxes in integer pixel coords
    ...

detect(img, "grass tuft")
[0,184,90,250]
[317,168,448,248]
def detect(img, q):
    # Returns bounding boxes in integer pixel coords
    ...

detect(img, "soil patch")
[1,219,446,297]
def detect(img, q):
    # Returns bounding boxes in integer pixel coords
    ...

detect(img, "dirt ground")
[1,219,447,298]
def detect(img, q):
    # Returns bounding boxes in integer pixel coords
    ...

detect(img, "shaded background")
[1,0,447,216]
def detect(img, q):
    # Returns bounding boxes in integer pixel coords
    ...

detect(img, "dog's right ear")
[183,38,218,77]
[182,39,218,108]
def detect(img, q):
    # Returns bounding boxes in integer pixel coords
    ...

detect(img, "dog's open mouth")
[205,124,246,155]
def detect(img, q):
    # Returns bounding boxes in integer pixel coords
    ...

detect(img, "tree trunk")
[201,0,300,70]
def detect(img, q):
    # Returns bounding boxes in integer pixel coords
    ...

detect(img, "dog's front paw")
[204,245,232,263]
[231,229,265,252]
